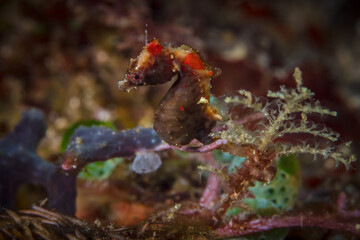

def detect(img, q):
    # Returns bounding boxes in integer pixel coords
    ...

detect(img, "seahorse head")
[118,39,177,92]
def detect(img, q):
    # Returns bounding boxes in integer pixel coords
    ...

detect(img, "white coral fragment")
[131,151,162,174]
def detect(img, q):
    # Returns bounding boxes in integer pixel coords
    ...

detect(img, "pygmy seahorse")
[118,39,221,146]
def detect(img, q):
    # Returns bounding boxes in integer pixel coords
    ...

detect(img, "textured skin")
[154,68,216,145]
[119,39,221,146]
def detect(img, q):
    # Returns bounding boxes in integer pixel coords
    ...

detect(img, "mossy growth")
[244,154,300,215]
[213,150,246,174]
[213,152,300,217]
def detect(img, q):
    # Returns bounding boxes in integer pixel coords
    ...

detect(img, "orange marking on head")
[180,106,185,111]
[184,52,205,70]
[208,71,213,76]
[147,39,163,56]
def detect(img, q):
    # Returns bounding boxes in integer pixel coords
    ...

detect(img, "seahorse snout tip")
[117,79,132,92]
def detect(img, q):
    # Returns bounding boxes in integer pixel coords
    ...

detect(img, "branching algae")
[209,67,356,217]
[217,67,355,166]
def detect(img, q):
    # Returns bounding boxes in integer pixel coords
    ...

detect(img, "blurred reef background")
[1,0,360,239]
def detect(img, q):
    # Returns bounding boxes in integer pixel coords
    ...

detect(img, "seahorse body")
[118,39,221,146]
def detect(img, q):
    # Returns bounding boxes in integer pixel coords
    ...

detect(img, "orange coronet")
[184,52,206,70]
[147,39,163,56]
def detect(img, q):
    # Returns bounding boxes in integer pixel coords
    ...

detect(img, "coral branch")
[62,126,162,170]
[154,139,228,153]
[216,212,360,237]
[216,192,360,237]
[199,173,221,209]
[0,109,77,215]
[337,192,360,218]
[199,153,222,210]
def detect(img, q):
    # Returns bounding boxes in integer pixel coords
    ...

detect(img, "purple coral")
[0,109,76,215]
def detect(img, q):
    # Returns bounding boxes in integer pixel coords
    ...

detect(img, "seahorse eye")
[134,74,140,80]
